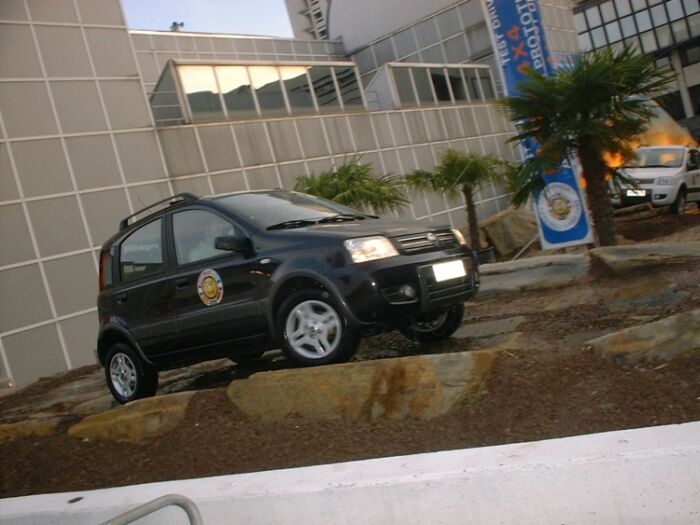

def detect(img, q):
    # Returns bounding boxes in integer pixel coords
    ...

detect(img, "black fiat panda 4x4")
[97,191,479,403]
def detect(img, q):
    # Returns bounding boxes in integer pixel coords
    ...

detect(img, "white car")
[611,146,700,214]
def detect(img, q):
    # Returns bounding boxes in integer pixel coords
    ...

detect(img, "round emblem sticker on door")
[197,269,224,306]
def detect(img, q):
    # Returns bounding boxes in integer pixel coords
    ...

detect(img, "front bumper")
[611,184,680,207]
[326,248,478,329]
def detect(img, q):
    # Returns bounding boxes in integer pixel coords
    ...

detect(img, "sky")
[121,0,294,37]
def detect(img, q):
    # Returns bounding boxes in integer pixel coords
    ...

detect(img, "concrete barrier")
[3,422,699,524]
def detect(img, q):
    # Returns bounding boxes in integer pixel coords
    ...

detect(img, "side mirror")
[215,235,252,255]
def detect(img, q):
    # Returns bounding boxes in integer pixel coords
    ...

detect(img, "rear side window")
[120,219,164,283]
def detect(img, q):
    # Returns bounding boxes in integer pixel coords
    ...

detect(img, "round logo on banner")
[536,182,583,232]
[197,269,223,306]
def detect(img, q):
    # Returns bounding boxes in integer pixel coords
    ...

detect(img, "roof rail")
[119,193,198,231]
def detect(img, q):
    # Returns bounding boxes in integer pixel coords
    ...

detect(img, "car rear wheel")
[278,288,359,366]
[399,303,464,343]
[104,343,158,404]
[671,187,687,215]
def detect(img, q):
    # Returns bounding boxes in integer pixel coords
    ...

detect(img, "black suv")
[97,191,479,403]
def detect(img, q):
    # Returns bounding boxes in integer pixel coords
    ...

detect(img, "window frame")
[117,217,166,285]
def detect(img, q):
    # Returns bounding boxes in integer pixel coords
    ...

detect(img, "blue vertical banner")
[483,0,593,250]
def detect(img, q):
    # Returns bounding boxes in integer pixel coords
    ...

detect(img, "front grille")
[632,178,655,185]
[394,230,457,254]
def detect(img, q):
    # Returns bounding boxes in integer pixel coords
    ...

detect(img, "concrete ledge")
[4,422,699,524]
[590,241,700,273]
[227,350,498,423]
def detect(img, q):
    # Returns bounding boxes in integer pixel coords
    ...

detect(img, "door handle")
[116,293,128,304]
[175,278,190,289]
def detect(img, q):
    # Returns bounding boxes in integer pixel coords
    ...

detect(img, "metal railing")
[99,494,203,525]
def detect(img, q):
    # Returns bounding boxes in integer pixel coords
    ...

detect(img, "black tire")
[104,343,158,404]
[671,187,687,215]
[277,287,360,366]
[399,303,464,343]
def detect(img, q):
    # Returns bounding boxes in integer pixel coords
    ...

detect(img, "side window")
[120,219,163,283]
[173,210,237,265]
[688,150,698,169]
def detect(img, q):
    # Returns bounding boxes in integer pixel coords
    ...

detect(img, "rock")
[544,288,596,311]
[68,391,195,444]
[465,332,527,351]
[454,316,526,339]
[0,418,63,442]
[479,254,589,296]
[564,330,610,348]
[479,207,538,257]
[585,309,700,362]
[73,394,119,417]
[590,242,700,273]
[227,350,499,423]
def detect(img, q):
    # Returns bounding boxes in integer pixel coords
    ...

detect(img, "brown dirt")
[1,214,700,498]
[616,211,700,241]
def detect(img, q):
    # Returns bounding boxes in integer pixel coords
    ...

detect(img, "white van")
[611,146,700,214]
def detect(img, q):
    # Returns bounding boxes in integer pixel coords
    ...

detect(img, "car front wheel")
[277,288,359,366]
[671,187,687,215]
[104,343,158,404]
[399,303,464,343]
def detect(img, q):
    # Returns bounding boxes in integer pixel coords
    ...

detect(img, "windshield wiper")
[316,213,367,224]
[267,219,318,230]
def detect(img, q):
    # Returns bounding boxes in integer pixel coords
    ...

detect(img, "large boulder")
[479,207,538,256]
[589,242,700,273]
[585,309,700,361]
[227,351,499,423]
[0,417,63,442]
[68,391,195,444]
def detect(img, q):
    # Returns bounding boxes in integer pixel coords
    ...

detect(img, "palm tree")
[500,46,674,246]
[405,149,511,250]
[293,156,408,214]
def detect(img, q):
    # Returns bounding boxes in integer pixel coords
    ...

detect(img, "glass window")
[415,17,439,48]
[672,19,689,41]
[120,219,163,282]
[151,65,184,126]
[393,29,417,59]
[478,69,495,100]
[248,66,286,116]
[606,21,623,42]
[411,68,435,105]
[463,68,482,101]
[308,65,340,111]
[591,26,607,47]
[430,68,451,102]
[173,210,236,265]
[579,31,593,51]
[689,12,700,36]
[216,65,256,118]
[640,30,657,52]
[631,0,647,11]
[667,0,684,20]
[615,0,632,16]
[444,34,469,62]
[353,47,376,74]
[279,66,315,114]
[620,15,637,37]
[656,24,672,47]
[586,6,602,27]
[466,22,491,57]
[574,12,587,32]
[421,43,445,63]
[624,35,641,51]
[334,66,364,109]
[178,65,223,122]
[684,0,700,14]
[372,38,396,66]
[436,8,462,38]
[393,67,416,106]
[635,9,652,31]
[447,69,468,101]
[600,1,616,22]
[459,1,485,27]
[650,4,668,25]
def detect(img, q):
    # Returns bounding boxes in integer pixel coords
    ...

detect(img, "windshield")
[215,191,365,229]
[627,148,684,168]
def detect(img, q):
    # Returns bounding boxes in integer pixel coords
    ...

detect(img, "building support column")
[670,50,694,118]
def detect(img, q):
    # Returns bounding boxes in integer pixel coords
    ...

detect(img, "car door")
[165,208,267,356]
[113,217,178,356]
[688,149,700,201]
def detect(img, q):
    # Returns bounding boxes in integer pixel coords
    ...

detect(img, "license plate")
[432,260,466,282]
[626,189,646,197]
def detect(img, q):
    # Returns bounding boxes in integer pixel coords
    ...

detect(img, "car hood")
[621,167,682,179]
[269,218,451,239]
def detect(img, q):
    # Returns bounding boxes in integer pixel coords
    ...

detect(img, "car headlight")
[452,228,468,246]
[344,236,398,263]
[656,177,674,185]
